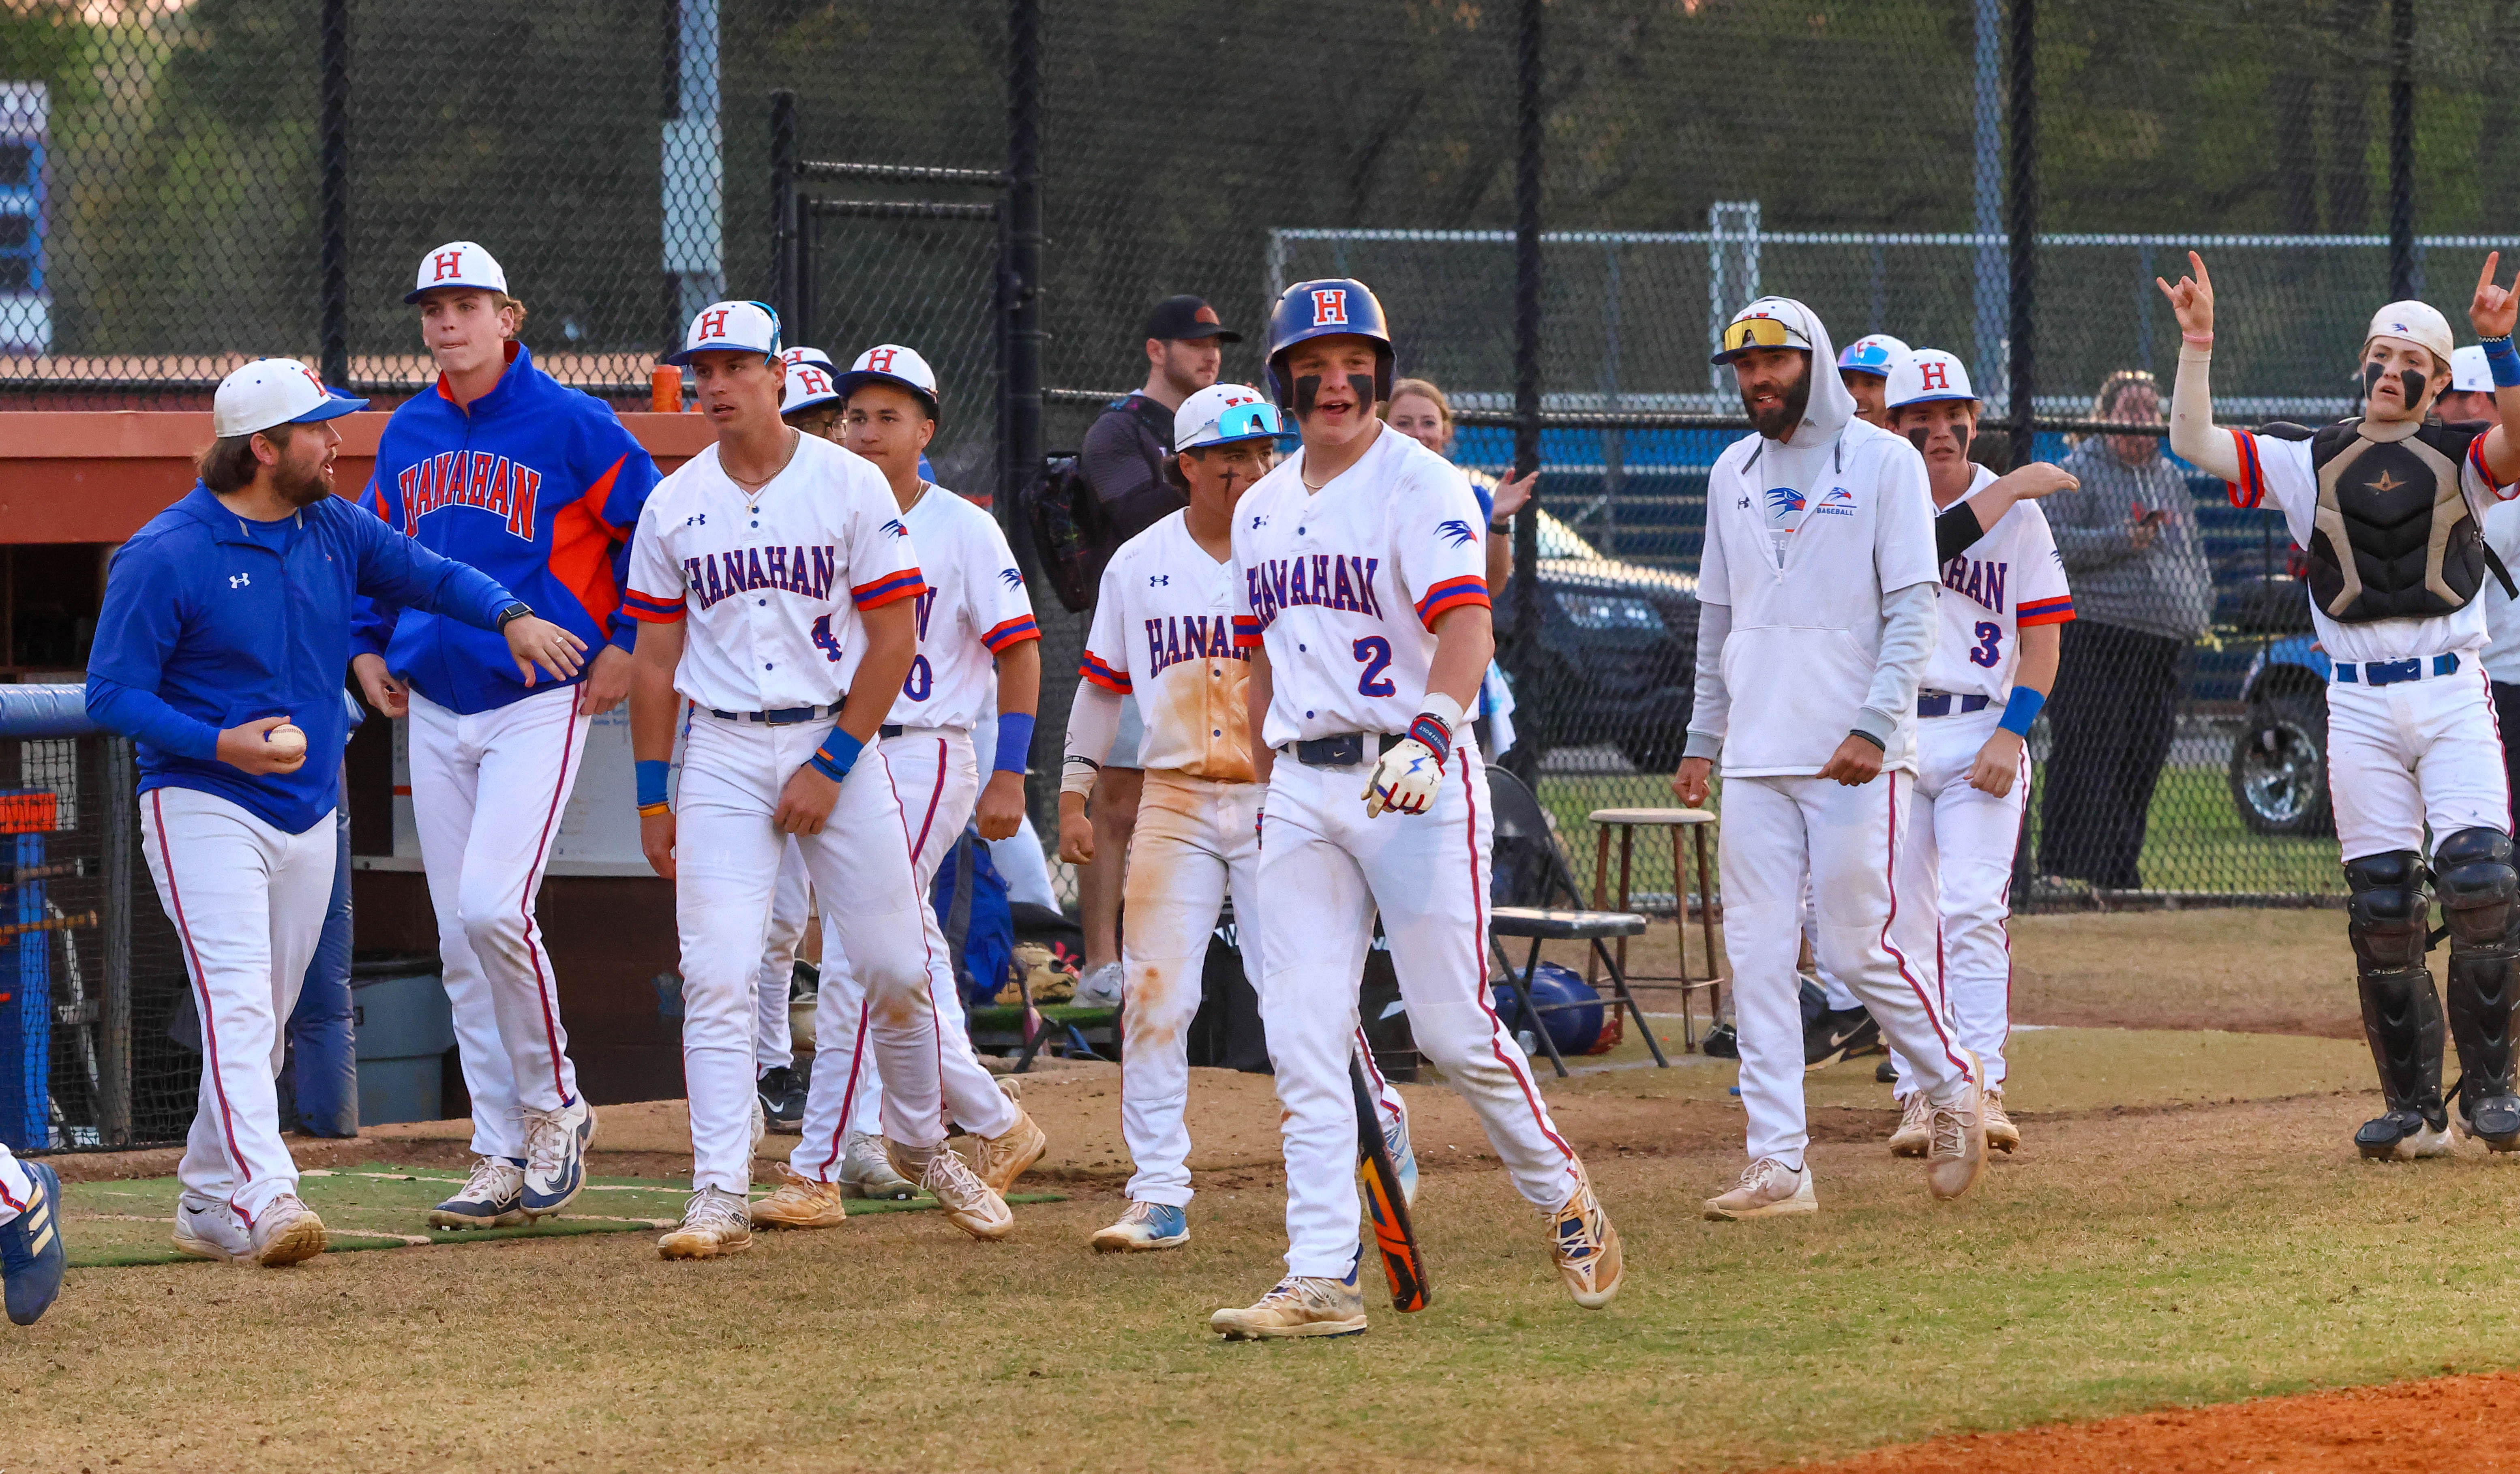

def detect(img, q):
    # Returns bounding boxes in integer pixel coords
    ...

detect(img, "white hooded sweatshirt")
[1684,298,1941,777]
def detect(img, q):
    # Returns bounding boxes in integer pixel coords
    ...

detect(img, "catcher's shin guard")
[2436,827,2520,1147]
[2346,849,2450,1159]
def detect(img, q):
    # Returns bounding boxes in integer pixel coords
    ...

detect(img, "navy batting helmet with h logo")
[1265,278,1394,411]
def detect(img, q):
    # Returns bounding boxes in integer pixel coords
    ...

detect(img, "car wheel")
[2227,691,2331,837]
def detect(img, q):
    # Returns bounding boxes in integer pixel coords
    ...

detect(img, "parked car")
[2226,573,2332,838]
[1493,510,1701,773]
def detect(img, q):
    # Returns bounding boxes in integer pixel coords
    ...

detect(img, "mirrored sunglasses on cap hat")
[1712,308,1815,364]
[1181,399,1282,449]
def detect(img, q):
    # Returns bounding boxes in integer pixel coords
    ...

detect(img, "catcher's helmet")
[1265,278,1393,409]
[1490,962,1605,1056]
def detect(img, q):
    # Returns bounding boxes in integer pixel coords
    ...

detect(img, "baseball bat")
[1351,1055,1431,1313]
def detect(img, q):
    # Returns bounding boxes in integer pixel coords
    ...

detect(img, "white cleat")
[1073,962,1124,1008]
[1702,1157,1817,1221]
[1090,1200,1189,1253]
[887,1140,1014,1241]
[520,1097,595,1219]
[657,1187,753,1260]
[839,1131,919,1200]
[968,1106,1048,1196]
[1888,1092,1933,1158]
[1547,1167,1624,1308]
[248,1194,328,1267]
[1983,1086,2021,1155]
[1926,1050,1989,1200]
[1210,1265,1368,1340]
[173,1195,251,1262]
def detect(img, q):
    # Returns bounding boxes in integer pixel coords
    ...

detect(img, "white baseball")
[266,723,307,763]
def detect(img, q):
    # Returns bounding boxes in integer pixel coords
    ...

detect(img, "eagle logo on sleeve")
[1438,518,1477,548]
[880,518,909,538]
[999,567,1024,587]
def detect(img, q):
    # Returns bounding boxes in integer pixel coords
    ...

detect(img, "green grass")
[1526,761,2341,903]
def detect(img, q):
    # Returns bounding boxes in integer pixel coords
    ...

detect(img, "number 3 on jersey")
[1353,636,1395,696]
[1969,621,2003,669]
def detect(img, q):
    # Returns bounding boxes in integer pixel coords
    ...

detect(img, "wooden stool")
[1585,808,1725,1050]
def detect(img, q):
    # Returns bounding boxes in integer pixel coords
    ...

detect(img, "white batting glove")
[1363,695,1462,818]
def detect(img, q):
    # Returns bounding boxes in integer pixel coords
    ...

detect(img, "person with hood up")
[1671,298,1989,1221]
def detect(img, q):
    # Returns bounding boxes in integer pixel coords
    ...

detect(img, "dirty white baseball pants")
[141,786,334,1225]
[2327,665,2511,862]
[1117,770,1404,1208]
[791,727,1016,1183]
[752,838,810,1074]
[1886,706,2029,1096]
[407,685,591,1161]
[1258,744,1583,1279]
[1721,769,1970,1171]
[674,715,941,1194]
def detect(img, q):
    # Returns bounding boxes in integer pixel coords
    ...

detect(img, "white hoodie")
[1685,300,1941,777]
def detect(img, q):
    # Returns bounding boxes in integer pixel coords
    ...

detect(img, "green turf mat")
[60,1162,1064,1268]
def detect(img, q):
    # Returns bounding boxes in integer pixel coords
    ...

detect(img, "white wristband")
[1416,692,1464,732]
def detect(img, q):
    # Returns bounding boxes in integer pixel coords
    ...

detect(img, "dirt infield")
[1788,1371,2520,1473]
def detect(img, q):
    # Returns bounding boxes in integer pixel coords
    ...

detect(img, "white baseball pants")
[1116,771,1404,1208]
[1721,769,1970,1170]
[675,715,942,1193]
[752,838,810,1074]
[1258,744,1583,1279]
[790,728,1017,1182]
[407,685,590,1160]
[0,1146,27,1228]
[140,786,335,1225]
[2328,667,2511,861]
[1886,707,2029,1095]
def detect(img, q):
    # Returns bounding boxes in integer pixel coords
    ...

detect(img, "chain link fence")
[12,0,2520,908]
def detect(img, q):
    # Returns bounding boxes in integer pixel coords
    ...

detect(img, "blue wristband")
[1998,686,2046,737]
[810,725,864,783]
[635,758,671,810]
[2485,335,2520,389]
[992,711,1035,776]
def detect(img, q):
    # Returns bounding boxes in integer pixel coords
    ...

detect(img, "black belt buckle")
[879,724,903,739]
[1916,694,1952,718]
[1292,732,1401,767]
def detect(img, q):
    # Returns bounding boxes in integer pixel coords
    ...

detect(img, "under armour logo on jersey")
[866,347,898,372]
[1310,289,1348,326]
[431,249,464,282]
[1763,488,1805,514]
[1149,574,1170,587]
[1249,513,1269,529]
[685,512,707,526]
[699,308,730,339]
[1919,361,1950,391]
[998,567,1023,587]
[229,573,250,589]
[1437,518,1477,548]
[1737,495,1752,509]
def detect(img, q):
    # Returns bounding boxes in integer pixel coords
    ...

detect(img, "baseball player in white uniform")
[625,302,1009,1258]
[1058,382,1417,1255]
[1211,279,1620,1340]
[2162,253,2520,1158]
[1674,298,1990,1221]
[1867,349,2075,1159]
[749,343,1050,1232]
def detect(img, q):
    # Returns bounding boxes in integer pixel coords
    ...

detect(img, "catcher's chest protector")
[2306,419,2488,622]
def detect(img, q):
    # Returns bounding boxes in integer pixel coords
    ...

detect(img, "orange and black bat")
[1351,1056,1431,1312]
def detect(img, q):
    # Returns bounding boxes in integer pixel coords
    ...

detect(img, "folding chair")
[1486,768,1669,1079]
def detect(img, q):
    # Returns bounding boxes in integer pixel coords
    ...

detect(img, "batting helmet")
[1265,278,1393,411]
[1490,962,1605,1057]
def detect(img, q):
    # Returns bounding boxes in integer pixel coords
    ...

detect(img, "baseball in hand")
[266,723,307,763]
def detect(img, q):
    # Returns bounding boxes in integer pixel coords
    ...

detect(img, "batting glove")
[1363,695,1461,818]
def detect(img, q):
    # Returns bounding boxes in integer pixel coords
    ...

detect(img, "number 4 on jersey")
[811,614,844,663]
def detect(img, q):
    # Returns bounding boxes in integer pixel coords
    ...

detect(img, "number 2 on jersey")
[1969,621,2003,669]
[1353,636,1395,697]
[811,615,844,663]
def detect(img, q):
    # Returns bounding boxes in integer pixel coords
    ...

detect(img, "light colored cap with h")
[212,358,367,438]
[667,300,782,365]
[834,344,941,421]
[1885,348,1978,409]
[1174,383,1281,452]
[1837,333,1912,377]
[405,240,507,304]
[780,353,842,415]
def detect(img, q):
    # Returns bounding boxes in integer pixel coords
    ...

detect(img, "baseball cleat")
[2357,1109,2456,1160]
[840,1131,919,1200]
[1384,1101,1420,1208]
[2,1162,66,1324]
[1888,1093,1933,1157]
[1924,1051,1989,1200]
[751,1163,851,1230]
[1983,1086,2021,1155]
[756,1065,807,1134]
[2461,1093,2520,1151]
[657,1186,753,1259]
[1805,1005,1881,1070]
[1210,1265,1368,1340]
[1546,1168,1623,1309]
[249,1194,328,1267]
[428,1156,527,1229]
[173,1194,251,1262]
[968,1106,1048,1196]
[1090,1200,1189,1253]
[1073,962,1124,1008]
[887,1140,1014,1241]
[519,1097,595,1219]
[1702,1157,1816,1220]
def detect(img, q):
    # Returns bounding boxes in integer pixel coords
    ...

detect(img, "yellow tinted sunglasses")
[1721,316,1804,354]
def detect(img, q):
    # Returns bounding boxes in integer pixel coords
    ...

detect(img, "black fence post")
[317,0,349,389]
[769,89,798,332]
[2388,0,2417,298]
[2006,0,2036,464]
[1510,0,1542,674]
[1004,0,1045,512]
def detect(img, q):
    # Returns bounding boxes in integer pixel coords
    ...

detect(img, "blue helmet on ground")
[1266,277,1393,411]
[1491,962,1605,1056]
